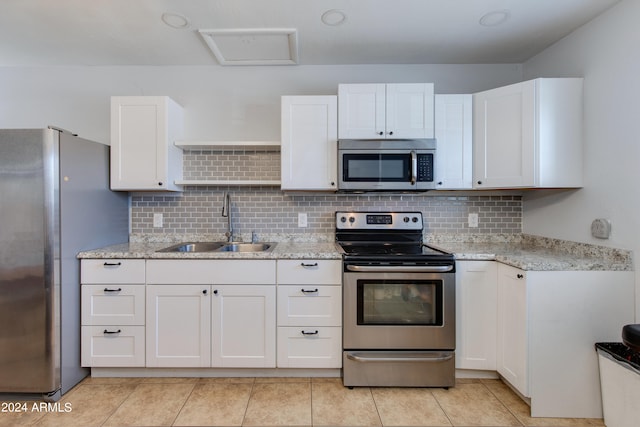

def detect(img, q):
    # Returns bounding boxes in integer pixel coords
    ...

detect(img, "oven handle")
[346,353,453,363]
[345,264,454,273]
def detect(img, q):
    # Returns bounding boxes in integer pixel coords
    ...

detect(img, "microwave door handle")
[410,150,417,185]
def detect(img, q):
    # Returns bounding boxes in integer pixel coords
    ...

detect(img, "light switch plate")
[591,218,611,239]
[298,213,308,228]
[153,213,163,228]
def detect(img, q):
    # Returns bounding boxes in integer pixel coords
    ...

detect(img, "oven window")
[342,154,411,182]
[357,279,443,326]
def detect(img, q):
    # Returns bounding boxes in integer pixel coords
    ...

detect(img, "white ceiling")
[0,0,620,66]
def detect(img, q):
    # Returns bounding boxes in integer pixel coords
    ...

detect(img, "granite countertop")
[428,234,633,271]
[77,241,344,260]
[78,233,633,271]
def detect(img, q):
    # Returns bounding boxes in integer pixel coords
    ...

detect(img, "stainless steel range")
[336,211,456,388]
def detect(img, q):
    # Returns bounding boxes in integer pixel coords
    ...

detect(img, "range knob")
[412,217,419,223]
[349,216,355,223]
[340,216,347,223]
[403,216,410,223]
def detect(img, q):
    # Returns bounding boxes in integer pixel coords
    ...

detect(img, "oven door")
[343,268,455,350]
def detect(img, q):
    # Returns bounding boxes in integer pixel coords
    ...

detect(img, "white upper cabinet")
[473,78,583,189]
[338,83,434,139]
[110,96,184,191]
[435,94,473,189]
[281,96,338,191]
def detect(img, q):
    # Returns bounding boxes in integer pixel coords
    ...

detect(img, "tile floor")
[0,377,605,427]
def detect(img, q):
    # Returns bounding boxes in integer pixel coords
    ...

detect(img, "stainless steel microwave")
[338,139,436,192]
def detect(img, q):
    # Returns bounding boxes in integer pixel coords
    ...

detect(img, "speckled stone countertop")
[426,234,633,271]
[78,233,632,271]
[77,237,343,260]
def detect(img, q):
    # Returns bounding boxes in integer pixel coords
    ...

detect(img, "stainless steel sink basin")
[157,242,273,253]
[217,243,273,252]
[157,242,225,253]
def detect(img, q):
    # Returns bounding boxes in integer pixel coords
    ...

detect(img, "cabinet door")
[386,83,434,139]
[338,84,386,138]
[146,285,211,367]
[435,94,472,189]
[211,285,276,368]
[110,96,183,191]
[455,261,497,370]
[497,264,529,396]
[473,81,536,188]
[281,96,338,191]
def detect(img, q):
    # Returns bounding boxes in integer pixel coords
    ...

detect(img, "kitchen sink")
[217,243,272,252]
[157,242,273,253]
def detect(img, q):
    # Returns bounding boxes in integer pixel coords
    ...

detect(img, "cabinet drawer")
[277,285,341,326]
[81,259,145,284]
[277,260,342,285]
[81,325,145,367]
[82,285,145,325]
[146,260,276,284]
[277,326,342,368]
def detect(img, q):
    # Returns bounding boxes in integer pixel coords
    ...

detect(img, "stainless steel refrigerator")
[0,128,129,400]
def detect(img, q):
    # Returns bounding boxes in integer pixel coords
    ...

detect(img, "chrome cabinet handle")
[346,353,453,363]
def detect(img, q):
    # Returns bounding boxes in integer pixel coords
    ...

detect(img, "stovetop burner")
[335,211,454,263]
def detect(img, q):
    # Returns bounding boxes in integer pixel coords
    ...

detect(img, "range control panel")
[336,212,423,230]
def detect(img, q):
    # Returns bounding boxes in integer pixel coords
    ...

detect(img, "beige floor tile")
[243,382,311,426]
[140,377,199,384]
[311,377,342,383]
[198,377,255,384]
[312,382,381,427]
[80,376,144,385]
[371,388,452,427]
[483,380,605,427]
[432,383,522,426]
[34,384,136,427]
[173,383,252,426]
[0,401,47,427]
[102,382,195,426]
[254,376,311,383]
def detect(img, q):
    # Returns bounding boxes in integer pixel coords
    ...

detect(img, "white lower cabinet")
[146,284,211,368]
[496,264,528,396]
[212,285,276,368]
[276,260,342,368]
[455,261,497,370]
[80,259,146,367]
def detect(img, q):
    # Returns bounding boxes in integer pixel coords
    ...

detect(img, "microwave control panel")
[417,154,434,182]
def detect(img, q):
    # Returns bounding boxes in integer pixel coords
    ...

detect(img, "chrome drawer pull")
[346,353,453,363]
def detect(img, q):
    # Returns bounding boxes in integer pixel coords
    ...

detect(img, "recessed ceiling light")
[479,9,511,27]
[162,12,191,30]
[321,9,347,26]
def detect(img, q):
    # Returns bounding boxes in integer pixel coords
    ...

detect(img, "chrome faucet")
[221,192,233,242]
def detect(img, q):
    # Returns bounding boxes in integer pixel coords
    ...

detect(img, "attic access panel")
[199,28,299,65]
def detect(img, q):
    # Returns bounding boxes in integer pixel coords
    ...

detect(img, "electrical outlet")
[591,218,611,239]
[298,213,308,228]
[468,213,479,228]
[153,213,163,228]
